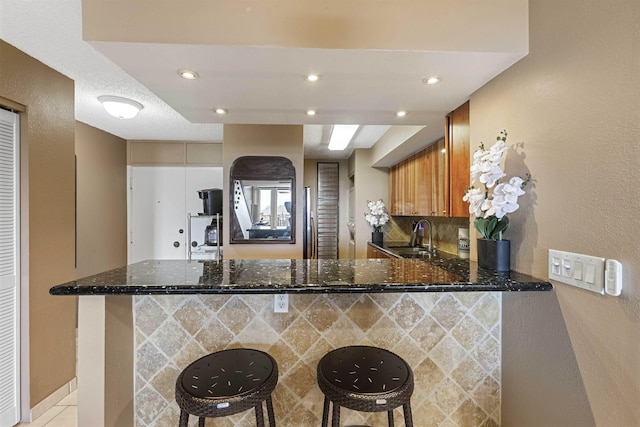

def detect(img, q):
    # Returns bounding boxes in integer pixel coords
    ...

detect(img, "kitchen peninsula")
[51,258,551,427]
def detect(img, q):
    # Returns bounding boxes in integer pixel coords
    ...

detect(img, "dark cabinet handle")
[178,229,184,234]
[173,241,180,248]
[191,241,198,247]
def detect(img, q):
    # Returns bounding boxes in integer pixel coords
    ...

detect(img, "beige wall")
[303,159,350,258]
[222,124,304,259]
[0,41,77,408]
[351,149,390,258]
[75,122,127,279]
[470,1,640,425]
[82,0,528,53]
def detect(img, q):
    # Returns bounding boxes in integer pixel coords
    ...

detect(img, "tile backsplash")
[385,216,470,254]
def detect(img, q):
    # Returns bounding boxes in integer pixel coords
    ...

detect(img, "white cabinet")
[128,166,222,263]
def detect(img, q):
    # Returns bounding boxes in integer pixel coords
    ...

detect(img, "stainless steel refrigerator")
[302,186,315,258]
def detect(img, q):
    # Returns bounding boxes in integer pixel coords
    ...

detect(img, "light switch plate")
[548,249,605,294]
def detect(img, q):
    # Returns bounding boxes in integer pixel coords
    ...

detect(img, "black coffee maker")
[198,189,223,246]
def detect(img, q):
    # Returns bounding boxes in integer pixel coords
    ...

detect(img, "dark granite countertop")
[49,257,552,296]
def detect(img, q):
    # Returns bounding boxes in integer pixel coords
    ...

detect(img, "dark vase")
[372,231,384,246]
[477,238,511,272]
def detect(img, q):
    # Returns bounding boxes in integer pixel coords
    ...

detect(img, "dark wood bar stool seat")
[317,346,414,427]
[175,348,278,427]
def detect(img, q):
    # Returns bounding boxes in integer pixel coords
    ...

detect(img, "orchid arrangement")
[365,199,390,233]
[463,130,531,240]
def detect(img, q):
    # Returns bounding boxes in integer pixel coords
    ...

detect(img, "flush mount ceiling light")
[304,73,321,82]
[423,76,441,85]
[213,108,228,115]
[328,124,359,151]
[396,111,407,117]
[178,69,199,80]
[98,95,143,119]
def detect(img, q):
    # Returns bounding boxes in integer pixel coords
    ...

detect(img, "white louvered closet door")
[0,108,20,427]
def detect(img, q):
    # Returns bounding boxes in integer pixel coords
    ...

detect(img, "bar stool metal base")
[317,346,414,427]
[175,348,278,426]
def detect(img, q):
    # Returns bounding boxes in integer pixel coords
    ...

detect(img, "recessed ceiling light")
[178,69,199,80]
[423,76,441,85]
[396,111,407,117]
[97,95,143,119]
[213,108,228,115]
[306,110,317,116]
[304,73,321,82]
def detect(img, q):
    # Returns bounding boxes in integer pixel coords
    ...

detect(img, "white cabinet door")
[0,109,20,427]
[128,166,223,263]
[129,167,186,263]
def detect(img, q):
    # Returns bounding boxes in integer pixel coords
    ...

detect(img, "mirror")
[230,156,295,244]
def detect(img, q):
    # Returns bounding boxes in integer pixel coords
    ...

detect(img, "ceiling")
[0,0,528,163]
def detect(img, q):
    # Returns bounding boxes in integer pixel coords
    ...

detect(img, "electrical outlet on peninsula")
[274,294,289,313]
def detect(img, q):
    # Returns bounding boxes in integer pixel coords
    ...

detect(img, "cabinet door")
[448,101,470,217]
[129,167,224,263]
[414,149,430,216]
[390,159,411,216]
[430,138,448,216]
[129,167,187,263]
[389,165,399,215]
[402,155,416,215]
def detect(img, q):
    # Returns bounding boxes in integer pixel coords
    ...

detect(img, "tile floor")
[17,391,78,427]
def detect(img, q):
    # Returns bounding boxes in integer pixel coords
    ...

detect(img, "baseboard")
[28,377,77,422]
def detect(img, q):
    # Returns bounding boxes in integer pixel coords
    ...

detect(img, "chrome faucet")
[410,219,433,251]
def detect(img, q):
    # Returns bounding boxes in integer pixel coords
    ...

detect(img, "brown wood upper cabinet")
[447,101,470,217]
[389,101,469,217]
[389,138,446,216]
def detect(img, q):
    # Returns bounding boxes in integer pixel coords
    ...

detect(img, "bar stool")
[317,346,414,427]
[175,348,278,427]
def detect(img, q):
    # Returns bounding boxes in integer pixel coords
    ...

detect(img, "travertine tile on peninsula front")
[301,295,340,332]
[472,375,500,418]
[408,314,447,351]
[451,315,488,351]
[136,341,169,381]
[389,294,426,329]
[152,321,190,359]
[136,386,166,425]
[431,294,467,330]
[194,317,234,351]
[451,356,486,392]
[451,398,490,426]
[346,294,384,331]
[172,297,209,335]
[323,316,366,349]
[216,296,255,335]
[433,377,467,415]
[281,316,321,356]
[149,365,181,402]
[472,293,500,327]
[135,296,167,336]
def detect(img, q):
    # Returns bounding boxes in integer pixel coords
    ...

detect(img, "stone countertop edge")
[49,258,552,296]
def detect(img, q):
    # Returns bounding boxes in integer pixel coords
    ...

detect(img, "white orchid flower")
[365,199,389,230]
[479,165,505,188]
[463,187,486,216]
[462,130,531,240]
